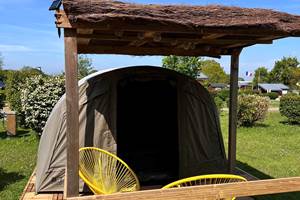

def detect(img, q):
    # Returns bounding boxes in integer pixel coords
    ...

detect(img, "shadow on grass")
[0,129,31,139]
[0,168,25,191]
[252,123,270,128]
[237,161,300,200]
[279,120,300,126]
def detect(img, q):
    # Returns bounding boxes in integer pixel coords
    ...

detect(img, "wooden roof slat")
[77,45,226,57]
[76,33,273,45]
[54,1,300,56]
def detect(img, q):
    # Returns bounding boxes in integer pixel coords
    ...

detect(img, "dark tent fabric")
[36,66,227,193]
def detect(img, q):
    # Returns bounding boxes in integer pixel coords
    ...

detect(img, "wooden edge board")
[19,169,36,200]
[67,177,300,200]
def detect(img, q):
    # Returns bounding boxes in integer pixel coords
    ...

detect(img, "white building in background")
[257,83,289,95]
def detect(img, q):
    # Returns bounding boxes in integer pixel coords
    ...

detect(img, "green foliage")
[279,94,300,124]
[5,67,44,115]
[291,67,300,90]
[237,95,269,126]
[217,89,230,101]
[0,52,3,70]
[6,71,24,114]
[162,56,202,78]
[253,67,269,85]
[21,75,65,134]
[261,92,279,100]
[0,90,6,109]
[239,88,257,95]
[78,55,97,79]
[214,96,224,113]
[269,57,299,86]
[201,60,229,84]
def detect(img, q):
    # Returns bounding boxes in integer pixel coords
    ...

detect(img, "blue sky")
[1,0,300,79]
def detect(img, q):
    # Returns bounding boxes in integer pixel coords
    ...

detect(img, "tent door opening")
[117,77,179,186]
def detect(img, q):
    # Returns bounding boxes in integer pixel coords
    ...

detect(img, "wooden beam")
[77,29,93,45]
[67,177,300,200]
[202,33,226,39]
[77,45,223,57]
[129,40,148,47]
[225,40,272,48]
[76,33,274,45]
[228,49,242,173]
[64,28,79,198]
[119,32,162,47]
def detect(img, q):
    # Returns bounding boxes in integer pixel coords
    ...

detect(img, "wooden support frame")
[67,177,300,200]
[64,28,79,198]
[56,3,300,197]
[228,49,242,173]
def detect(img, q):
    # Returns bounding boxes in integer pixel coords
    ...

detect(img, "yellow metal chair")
[162,174,247,200]
[79,147,140,194]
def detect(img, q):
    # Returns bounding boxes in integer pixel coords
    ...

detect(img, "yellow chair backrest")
[79,147,140,194]
[162,174,247,200]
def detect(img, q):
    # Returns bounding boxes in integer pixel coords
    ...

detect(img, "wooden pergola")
[51,0,300,199]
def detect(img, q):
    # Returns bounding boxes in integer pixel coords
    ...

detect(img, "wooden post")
[228,49,242,173]
[64,28,79,197]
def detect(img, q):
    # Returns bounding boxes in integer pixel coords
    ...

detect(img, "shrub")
[261,92,279,100]
[5,71,24,114]
[237,95,269,126]
[217,89,230,101]
[21,75,65,134]
[214,96,224,113]
[239,88,256,95]
[5,68,43,118]
[208,88,218,99]
[279,94,300,124]
[0,90,5,109]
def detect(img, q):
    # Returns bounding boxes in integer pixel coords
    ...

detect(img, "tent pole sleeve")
[228,49,242,173]
[64,28,79,197]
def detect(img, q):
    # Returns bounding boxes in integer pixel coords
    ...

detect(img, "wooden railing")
[67,177,300,200]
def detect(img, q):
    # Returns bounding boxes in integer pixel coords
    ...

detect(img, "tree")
[291,67,300,89]
[201,60,229,83]
[78,55,97,79]
[268,57,299,86]
[0,52,3,70]
[162,56,202,79]
[21,66,45,77]
[252,67,269,85]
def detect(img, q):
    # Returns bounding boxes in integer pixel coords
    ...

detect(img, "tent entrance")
[117,77,179,186]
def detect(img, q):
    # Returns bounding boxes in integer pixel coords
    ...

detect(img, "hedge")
[280,94,300,124]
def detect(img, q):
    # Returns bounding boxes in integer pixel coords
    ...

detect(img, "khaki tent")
[36,66,226,193]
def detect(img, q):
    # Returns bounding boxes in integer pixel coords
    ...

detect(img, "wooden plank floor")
[20,171,63,200]
[20,168,256,200]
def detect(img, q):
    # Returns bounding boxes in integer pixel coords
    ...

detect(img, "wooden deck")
[20,168,256,200]
[19,171,64,200]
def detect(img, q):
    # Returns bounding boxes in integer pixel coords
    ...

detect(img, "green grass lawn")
[220,111,300,199]
[269,100,280,108]
[0,110,299,200]
[0,125,38,200]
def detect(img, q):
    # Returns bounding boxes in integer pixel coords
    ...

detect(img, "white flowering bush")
[237,95,269,126]
[21,75,65,134]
